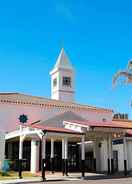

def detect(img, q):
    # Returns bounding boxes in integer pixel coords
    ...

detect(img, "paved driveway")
[24,177,132,184]
[1,173,132,184]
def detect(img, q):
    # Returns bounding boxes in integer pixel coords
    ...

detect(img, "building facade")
[0,48,132,179]
[0,130,5,170]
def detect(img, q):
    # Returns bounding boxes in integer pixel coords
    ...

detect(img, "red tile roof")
[23,118,132,135]
[112,119,132,128]
[65,119,132,129]
[25,123,83,135]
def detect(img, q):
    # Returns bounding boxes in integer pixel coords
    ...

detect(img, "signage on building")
[113,113,128,120]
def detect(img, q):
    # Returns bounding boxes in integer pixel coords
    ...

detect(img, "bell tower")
[50,48,74,102]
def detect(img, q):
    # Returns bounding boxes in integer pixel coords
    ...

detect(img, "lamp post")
[41,130,47,181]
[18,114,28,179]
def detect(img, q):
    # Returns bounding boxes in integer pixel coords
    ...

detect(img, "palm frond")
[112,71,132,87]
[127,60,132,72]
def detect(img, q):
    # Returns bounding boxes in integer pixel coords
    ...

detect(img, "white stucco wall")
[0,131,5,170]
[94,140,101,172]
[0,103,112,133]
[113,143,124,171]
[127,140,132,171]
[51,69,74,102]
[79,140,109,173]
[100,140,108,172]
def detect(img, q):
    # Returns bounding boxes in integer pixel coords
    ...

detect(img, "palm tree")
[113,60,132,87]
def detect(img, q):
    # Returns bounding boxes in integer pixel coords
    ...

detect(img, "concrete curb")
[0,176,82,184]
[0,178,41,184]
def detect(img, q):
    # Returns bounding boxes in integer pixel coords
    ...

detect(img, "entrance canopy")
[5,115,132,179]
[6,111,132,141]
[63,119,132,140]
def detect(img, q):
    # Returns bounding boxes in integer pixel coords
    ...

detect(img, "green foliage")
[0,171,9,176]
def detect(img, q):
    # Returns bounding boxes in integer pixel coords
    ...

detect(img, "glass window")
[63,77,71,87]
[53,78,57,87]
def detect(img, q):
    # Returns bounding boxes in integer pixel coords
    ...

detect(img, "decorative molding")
[0,98,112,113]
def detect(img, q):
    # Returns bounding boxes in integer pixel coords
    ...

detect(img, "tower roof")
[54,48,73,70]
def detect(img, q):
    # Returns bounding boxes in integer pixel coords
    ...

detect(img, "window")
[62,77,71,87]
[53,78,57,87]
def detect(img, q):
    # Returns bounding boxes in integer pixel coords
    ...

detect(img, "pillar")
[81,135,85,178]
[19,136,23,179]
[30,140,40,174]
[93,142,96,172]
[50,138,54,173]
[94,139,101,172]
[64,137,68,176]
[42,136,46,181]
[62,138,65,176]
[107,137,110,175]
[109,136,114,174]
[123,137,127,176]
[8,142,13,159]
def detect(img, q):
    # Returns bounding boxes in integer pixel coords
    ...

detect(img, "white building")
[0,48,132,179]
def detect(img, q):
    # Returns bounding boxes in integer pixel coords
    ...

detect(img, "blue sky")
[0,0,132,117]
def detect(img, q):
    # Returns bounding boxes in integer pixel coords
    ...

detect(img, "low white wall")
[100,140,108,172]
[0,131,5,170]
[113,143,124,171]
[79,140,108,173]
[127,140,132,171]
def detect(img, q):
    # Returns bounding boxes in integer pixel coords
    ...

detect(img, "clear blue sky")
[0,0,132,117]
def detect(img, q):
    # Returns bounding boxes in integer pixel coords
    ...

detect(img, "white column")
[51,138,54,159]
[64,137,68,175]
[31,140,40,174]
[95,139,101,172]
[42,137,46,159]
[110,137,113,160]
[62,138,65,175]
[64,138,68,160]
[42,136,46,181]
[19,136,23,160]
[81,135,85,178]
[62,138,65,160]
[123,136,128,175]
[108,135,114,174]
[123,137,127,161]
[19,134,25,178]
[81,135,85,160]
[108,136,112,167]
[93,142,96,159]
[107,136,111,174]
[107,137,109,158]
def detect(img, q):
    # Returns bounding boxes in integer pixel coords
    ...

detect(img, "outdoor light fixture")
[98,143,102,148]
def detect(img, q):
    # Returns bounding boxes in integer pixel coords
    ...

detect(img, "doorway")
[113,151,118,172]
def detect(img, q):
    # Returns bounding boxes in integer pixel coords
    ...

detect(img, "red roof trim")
[24,123,83,135]
[65,120,132,129]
